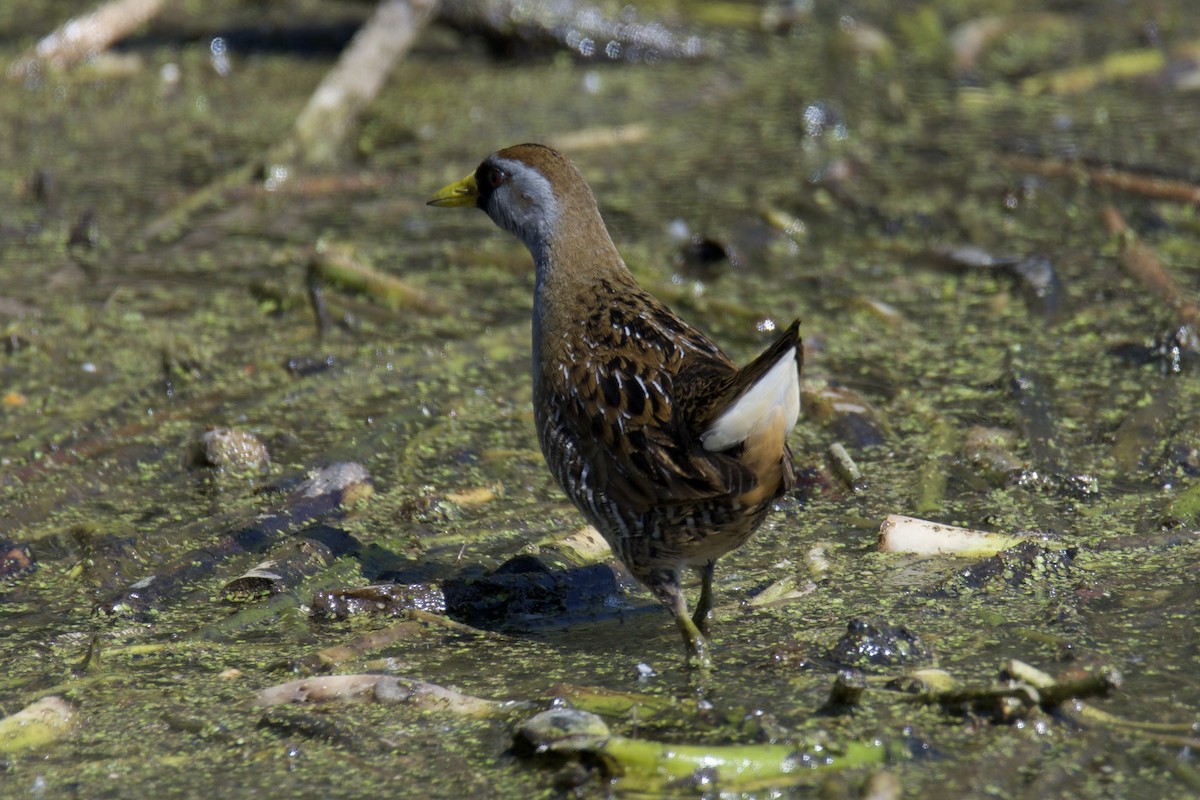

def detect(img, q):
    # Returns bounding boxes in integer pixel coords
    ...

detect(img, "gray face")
[477,156,561,256]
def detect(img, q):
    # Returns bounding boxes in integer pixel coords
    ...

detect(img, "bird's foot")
[686,640,713,672]
[677,614,714,672]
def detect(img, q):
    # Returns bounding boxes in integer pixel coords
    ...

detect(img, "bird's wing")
[549,317,760,514]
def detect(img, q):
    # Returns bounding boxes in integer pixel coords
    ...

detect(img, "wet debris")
[293,604,501,673]
[826,619,931,669]
[307,240,442,315]
[66,209,100,250]
[1109,384,1177,474]
[513,707,895,794]
[289,0,440,168]
[24,168,54,204]
[1004,254,1062,319]
[8,0,164,76]
[513,707,611,756]
[827,442,866,492]
[1157,326,1198,375]
[2,390,28,409]
[1162,484,1200,529]
[820,668,869,714]
[310,582,447,620]
[899,659,1120,724]
[297,462,372,501]
[442,551,622,630]
[160,346,207,398]
[1018,47,1165,95]
[198,426,271,473]
[1161,417,1200,484]
[101,462,371,617]
[675,235,733,281]
[761,205,809,243]
[1007,347,1099,499]
[878,514,1034,557]
[1108,325,1198,375]
[0,696,77,754]
[285,354,339,377]
[549,123,652,153]
[803,380,889,449]
[827,17,897,75]
[1003,152,1200,205]
[72,528,147,599]
[961,425,1024,485]
[546,683,699,727]
[4,333,31,355]
[862,771,904,800]
[0,540,36,581]
[258,705,391,754]
[930,541,1076,597]
[925,246,1062,319]
[747,572,817,608]
[255,674,520,717]
[885,668,958,696]
[220,540,334,602]
[1005,659,1121,708]
[759,0,812,35]
[949,13,1077,75]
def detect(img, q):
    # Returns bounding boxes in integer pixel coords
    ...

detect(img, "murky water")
[2,1,1199,796]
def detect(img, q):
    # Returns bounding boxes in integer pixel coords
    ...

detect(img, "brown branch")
[291,0,439,166]
[1003,153,1200,205]
[8,0,164,77]
[1101,204,1200,330]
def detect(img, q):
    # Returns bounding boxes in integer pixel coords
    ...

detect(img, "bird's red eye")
[487,168,505,189]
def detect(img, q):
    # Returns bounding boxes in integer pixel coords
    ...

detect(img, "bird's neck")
[532,208,632,323]
[530,205,635,377]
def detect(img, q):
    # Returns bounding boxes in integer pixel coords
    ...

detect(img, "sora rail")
[430,144,802,668]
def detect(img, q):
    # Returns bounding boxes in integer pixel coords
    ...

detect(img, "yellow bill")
[427,173,479,207]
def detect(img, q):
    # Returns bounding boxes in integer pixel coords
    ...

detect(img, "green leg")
[674,602,713,672]
[651,570,713,672]
[691,561,715,635]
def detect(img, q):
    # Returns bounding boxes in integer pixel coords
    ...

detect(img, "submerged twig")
[827,442,866,492]
[1003,153,1200,206]
[898,659,1117,721]
[1102,205,1200,331]
[1019,48,1165,95]
[308,241,443,314]
[1004,659,1118,708]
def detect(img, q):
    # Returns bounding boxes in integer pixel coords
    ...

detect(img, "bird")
[429,144,802,668]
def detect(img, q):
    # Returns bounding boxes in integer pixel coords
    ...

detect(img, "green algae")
[2,0,1200,797]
